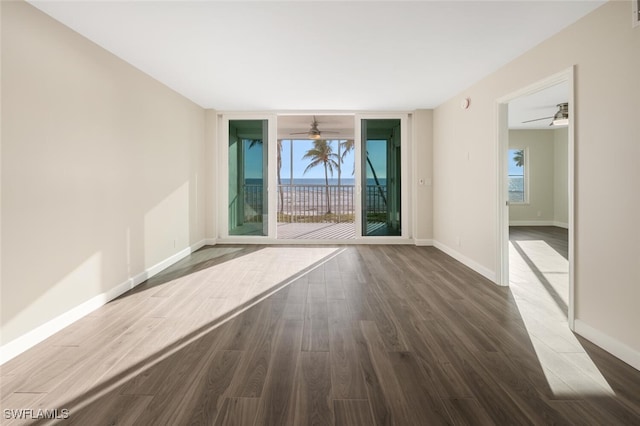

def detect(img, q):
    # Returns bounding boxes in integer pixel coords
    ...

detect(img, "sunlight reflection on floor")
[59,246,342,414]
[509,239,615,397]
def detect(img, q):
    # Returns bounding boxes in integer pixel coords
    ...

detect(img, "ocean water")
[240,177,390,213]
[508,176,525,202]
[246,178,385,186]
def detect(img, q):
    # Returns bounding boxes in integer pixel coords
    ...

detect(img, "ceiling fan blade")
[321,131,340,134]
[521,116,553,124]
[290,131,310,135]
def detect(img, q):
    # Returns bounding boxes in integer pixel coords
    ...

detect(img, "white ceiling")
[509,81,569,129]
[29,1,603,111]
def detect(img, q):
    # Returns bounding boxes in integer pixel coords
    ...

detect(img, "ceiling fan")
[290,116,339,139]
[521,102,569,126]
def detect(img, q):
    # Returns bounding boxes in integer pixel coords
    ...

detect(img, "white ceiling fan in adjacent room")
[521,102,569,127]
[289,116,340,140]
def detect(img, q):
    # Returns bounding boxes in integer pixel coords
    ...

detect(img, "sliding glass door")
[226,118,274,237]
[220,113,407,241]
[358,117,405,237]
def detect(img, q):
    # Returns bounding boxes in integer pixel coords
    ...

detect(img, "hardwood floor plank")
[549,398,640,425]
[333,399,375,426]
[469,350,571,425]
[0,392,47,426]
[288,352,333,426]
[118,317,223,397]
[3,346,79,394]
[4,239,640,425]
[426,320,535,424]
[125,335,232,424]
[359,321,414,425]
[252,320,303,426]
[172,350,243,425]
[282,302,305,321]
[301,301,330,352]
[362,290,410,353]
[576,336,640,413]
[29,316,166,412]
[325,277,346,300]
[65,392,153,426]
[441,397,495,426]
[217,302,265,351]
[285,276,309,304]
[214,397,260,426]
[328,300,368,400]
[227,300,280,398]
[387,351,453,425]
[307,281,327,300]
[404,321,475,399]
[351,322,392,425]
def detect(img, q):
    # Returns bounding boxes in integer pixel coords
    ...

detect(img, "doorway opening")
[496,68,575,328]
[221,112,409,242]
[276,115,356,240]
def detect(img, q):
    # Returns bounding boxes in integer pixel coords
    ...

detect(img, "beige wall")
[205,110,217,241]
[434,0,640,355]
[1,2,205,345]
[554,127,569,226]
[509,130,556,223]
[413,109,434,242]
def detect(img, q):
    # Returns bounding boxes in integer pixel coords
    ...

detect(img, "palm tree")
[513,149,524,167]
[340,140,354,162]
[340,139,386,206]
[303,140,340,214]
[338,139,354,185]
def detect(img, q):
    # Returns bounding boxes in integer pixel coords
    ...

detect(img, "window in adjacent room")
[508,148,528,203]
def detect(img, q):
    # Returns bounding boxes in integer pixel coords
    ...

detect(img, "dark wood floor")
[2,239,640,425]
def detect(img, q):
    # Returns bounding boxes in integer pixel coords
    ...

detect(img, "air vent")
[634,0,639,28]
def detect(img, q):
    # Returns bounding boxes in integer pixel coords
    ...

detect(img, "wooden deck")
[277,222,356,240]
[276,222,388,240]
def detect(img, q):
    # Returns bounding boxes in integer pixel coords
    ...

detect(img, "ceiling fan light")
[550,102,569,126]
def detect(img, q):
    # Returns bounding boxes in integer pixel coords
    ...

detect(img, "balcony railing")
[238,184,388,223]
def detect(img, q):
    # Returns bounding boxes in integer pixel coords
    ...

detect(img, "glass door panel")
[276,138,356,240]
[361,119,401,236]
[228,119,268,236]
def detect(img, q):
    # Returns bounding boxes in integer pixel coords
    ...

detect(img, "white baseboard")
[203,238,217,246]
[414,239,434,246]
[574,320,640,372]
[509,220,554,226]
[432,241,496,283]
[0,240,206,365]
[509,220,568,229]
[136,240,205,284]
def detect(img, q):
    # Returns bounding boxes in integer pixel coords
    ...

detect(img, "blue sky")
[508,149,524,176]
[280,140,354,180]
[244,139,388,180]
